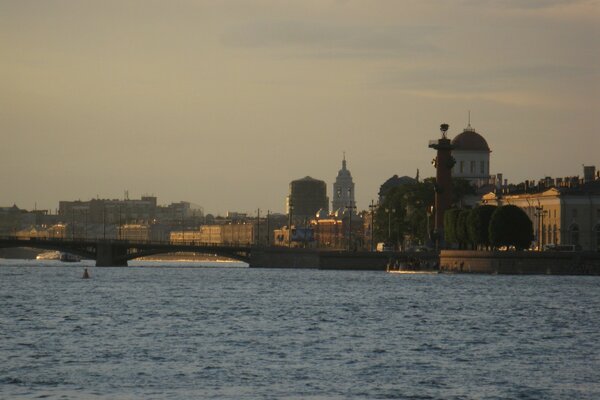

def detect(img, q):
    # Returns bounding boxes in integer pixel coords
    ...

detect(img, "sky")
[1,0,598,215]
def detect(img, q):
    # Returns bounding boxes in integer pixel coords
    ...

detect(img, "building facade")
[482,177,600,251]
[286,176,329,221]
[451,123,491,186]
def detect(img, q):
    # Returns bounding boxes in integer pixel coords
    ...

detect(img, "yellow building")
[170,223,269,246]
[482,180,600,251]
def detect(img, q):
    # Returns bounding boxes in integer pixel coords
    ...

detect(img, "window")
[460,161,464,173]
[572,209,578,218]
[480,161,485,174]
[470,161,475,173]
[595,225,600,251]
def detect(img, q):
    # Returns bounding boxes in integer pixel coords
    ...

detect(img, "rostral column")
[428,123,455,248]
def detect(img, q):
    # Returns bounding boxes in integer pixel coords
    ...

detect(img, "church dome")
[451,127,490,152]
[315,208,329,219]
[334,208,348,218]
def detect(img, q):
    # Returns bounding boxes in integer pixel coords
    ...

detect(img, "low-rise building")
[482,170,600,251]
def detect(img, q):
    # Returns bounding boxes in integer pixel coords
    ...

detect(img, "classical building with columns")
[482,173,600,251]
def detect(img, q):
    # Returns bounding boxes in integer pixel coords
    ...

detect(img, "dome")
[334,208,348,218]
[315,208,329,219]
[451,127,490,152]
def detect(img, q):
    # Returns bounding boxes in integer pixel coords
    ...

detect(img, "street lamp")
[385,207,395,245]
[427,205,433,241]
[345,204,357,251]
[368,200,377,251]
[288,204,294,248]
[256,208,260,246]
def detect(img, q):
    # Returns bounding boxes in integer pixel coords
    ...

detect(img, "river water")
[1,259,599,399]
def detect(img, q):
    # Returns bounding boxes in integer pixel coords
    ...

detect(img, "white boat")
[36,251,61,260]
[36,251,81,262]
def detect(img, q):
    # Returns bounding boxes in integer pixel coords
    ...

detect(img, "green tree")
[374,180,435,246]
[456,209,471,248]
[489,205,534,250]
[452,178,477,206]
[467,205,497,249]
[443,208,461,245]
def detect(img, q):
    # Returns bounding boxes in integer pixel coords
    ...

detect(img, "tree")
[374,180,435,246]
[444,208,461,245]
[489,205,534,250]
[456,209,471,248]
[467,205,497,249]
[452,178,476,206]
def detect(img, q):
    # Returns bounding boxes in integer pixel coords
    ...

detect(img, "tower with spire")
[332,153,356,213]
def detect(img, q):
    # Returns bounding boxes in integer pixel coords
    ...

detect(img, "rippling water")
[1,259,600,399]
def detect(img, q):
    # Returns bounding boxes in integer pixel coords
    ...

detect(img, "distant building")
[482,166,600,251]
[332,155,356,213]
[170,221,270,246]
[286,176,329,221]
[378,175,417,203]
[451,123,491,186]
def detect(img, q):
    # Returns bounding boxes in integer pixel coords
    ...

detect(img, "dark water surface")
[1,260,600,399]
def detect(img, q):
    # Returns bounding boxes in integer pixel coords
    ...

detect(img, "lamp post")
[427,205,433,242]
[345,204,357,251]
[288,204,294,248]
[266,210,270,246]
[385,207,395,245]
[368,200,377,251]
[181,205,185,245]
[256,208,260,246]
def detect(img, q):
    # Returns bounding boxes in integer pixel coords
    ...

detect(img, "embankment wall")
[440,250,600,275]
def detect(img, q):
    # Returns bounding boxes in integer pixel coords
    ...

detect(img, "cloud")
[459,0,593,10]
[221,20,441,58]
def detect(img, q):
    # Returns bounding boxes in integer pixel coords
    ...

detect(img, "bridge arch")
[124,248,250,264]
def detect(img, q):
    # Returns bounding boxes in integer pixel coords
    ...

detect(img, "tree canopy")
[467,205,497,248]
[374,177,478,248]
[489,205,533,250]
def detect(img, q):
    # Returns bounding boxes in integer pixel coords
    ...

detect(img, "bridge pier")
[96,242,128,267]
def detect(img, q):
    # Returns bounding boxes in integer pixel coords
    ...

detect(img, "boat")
[59,252,81,262]
[36,251,61,260]
[36,251,81,262]
[386,257,439,274]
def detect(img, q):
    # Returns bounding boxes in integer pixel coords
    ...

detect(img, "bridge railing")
[0,236,253,249]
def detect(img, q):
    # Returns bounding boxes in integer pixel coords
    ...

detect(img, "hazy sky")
[1,0,598,215]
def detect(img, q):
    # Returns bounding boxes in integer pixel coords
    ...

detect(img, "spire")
[466,110,474,131]
[342,152,346,170]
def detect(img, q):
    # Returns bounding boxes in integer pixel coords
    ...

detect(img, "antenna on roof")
[466,110,474,131]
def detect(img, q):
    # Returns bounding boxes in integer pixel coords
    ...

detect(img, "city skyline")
[1,1,598,214]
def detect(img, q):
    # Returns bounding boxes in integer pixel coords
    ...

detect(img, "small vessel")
[36,251,61,260]
[59,252,81,262]
[386,257,439,274]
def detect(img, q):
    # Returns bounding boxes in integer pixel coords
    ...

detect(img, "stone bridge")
[0,237,252,266]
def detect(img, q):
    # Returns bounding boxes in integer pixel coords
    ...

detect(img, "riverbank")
[440,250,600,275]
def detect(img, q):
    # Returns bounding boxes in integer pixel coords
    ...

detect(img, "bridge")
[0,237,253,266]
